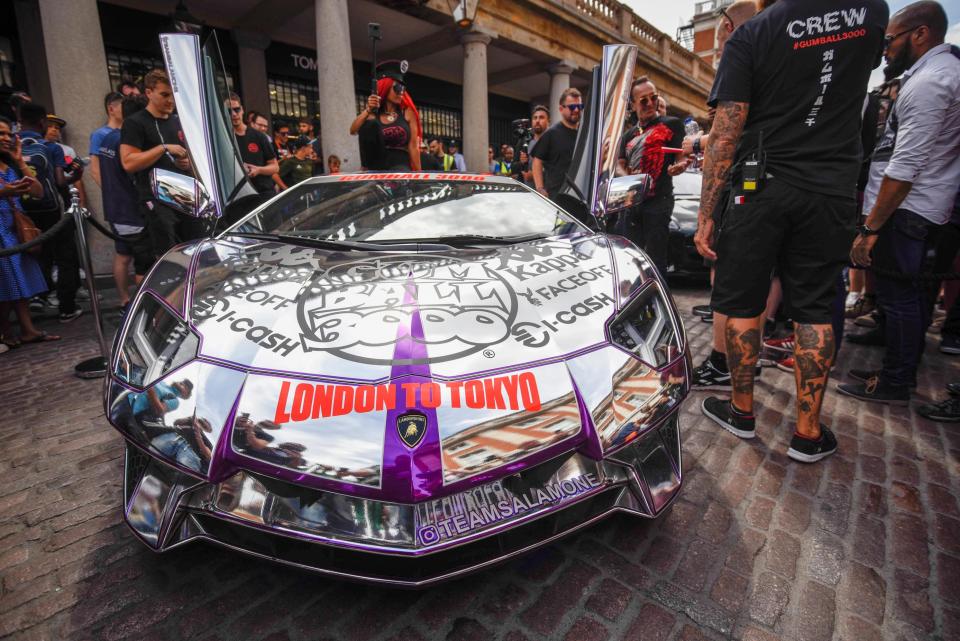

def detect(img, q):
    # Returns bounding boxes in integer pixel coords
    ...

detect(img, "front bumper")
[122,413,683,587]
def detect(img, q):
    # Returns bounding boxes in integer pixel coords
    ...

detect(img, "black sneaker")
[946,382,960,396]
[692,304,712,319]
[940,334,960,355]
[918,397,960,422]
[848,368,916,389]
[59,309,83,324]
[701,396,756,439]
[836,377,909,406]
[691,359,731,391]
[787,425,838,463]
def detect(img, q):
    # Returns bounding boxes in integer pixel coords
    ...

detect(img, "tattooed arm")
[693,101,749,260]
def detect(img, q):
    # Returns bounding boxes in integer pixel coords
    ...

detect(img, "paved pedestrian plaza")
[1,287,957,641]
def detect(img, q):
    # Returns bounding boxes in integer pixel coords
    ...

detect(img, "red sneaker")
[776,356,795,372]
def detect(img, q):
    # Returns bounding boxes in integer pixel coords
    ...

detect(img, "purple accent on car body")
[205,381,245,483]
[380,278,444,502]
[570,378,604,460]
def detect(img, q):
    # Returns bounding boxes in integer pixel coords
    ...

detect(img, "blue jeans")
[152,431,202,472]
[874,209,938,388]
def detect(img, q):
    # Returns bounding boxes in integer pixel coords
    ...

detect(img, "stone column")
[461,30,492,174]
[232,30,272,125]
[37,0,112,273]
[315,0,360,171]
[548,62,575,126]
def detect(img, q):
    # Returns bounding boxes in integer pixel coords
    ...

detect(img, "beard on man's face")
[884,42,914,80]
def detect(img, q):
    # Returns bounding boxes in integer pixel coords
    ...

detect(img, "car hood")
[115,231,682,504]
[186,233,620,380]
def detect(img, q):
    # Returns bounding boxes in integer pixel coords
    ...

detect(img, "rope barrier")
[0,214,73,258]
[82,212,128,243]
[0,207,131,258]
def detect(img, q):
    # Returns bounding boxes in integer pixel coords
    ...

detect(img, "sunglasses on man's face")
[884,25,922,49]
[230,106,242,113]
[636,94,660,107]
[563,103,584,112]
[278,131,289,136]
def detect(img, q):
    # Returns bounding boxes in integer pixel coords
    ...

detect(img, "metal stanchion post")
[69,187,110,378]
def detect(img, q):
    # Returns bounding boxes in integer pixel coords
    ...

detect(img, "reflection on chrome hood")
[111,232,681,501]
[186,234,626,379]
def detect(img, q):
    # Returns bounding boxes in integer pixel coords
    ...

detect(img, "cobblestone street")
[1,286,958,641]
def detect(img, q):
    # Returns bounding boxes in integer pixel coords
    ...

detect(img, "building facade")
[4,0,715,272]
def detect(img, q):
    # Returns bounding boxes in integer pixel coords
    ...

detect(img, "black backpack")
[19,136,63,215]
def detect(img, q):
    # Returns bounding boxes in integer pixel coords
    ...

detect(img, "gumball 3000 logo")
[297,256,518,365]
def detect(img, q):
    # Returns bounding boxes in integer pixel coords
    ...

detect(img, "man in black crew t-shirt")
[532,88,582,201]
[120,68,203,259]
[617,76,687,272]
[694,0,888,464]
[228,93,278,198]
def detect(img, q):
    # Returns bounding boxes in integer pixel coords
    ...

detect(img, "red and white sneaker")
[776,356,795,372]
[763,335,795,354]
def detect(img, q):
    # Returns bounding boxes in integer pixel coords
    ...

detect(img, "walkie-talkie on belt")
[742,130,765,192]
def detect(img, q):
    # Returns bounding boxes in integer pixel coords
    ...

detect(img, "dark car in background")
[666,170,709,281]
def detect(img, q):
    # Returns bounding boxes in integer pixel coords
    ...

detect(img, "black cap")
[376,59,409,83]
[291,135,311,151]
[447,139,460,148]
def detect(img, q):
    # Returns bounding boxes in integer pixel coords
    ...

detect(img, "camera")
[512,118,532,154]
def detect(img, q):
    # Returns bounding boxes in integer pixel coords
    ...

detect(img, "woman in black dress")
[350,60,421,171]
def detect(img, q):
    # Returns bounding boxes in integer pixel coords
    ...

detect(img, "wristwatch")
[858,223,879,236]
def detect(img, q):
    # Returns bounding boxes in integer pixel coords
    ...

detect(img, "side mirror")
[151,168,217,219]
[605,174,652,217]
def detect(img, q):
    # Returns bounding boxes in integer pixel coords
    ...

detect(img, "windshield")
[225,177,583,242]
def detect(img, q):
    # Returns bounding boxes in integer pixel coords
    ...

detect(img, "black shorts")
[110,223,154,276]
[711,178,856,324]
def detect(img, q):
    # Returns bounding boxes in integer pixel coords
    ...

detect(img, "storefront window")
[269,76,319,122]
[107,48,234,94]
[0,37,15,88]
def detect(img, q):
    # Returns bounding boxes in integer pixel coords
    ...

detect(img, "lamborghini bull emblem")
[296,255,518,365]
[397,413,427,448]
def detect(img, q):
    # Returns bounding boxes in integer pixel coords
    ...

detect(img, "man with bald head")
[842,1,959,406]
[694,0,887,463]
[716,0,761,59]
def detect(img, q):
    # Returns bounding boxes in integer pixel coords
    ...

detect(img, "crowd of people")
[0,67,359,351]
[1,1,957,458]
[684,0,959,459]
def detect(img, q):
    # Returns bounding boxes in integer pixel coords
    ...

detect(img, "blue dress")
[0,166,49,301]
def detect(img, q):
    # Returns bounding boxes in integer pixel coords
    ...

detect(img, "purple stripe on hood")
[380,277,444,502]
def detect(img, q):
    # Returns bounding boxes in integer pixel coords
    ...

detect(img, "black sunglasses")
[393,82,406,94]
[563,103,584,111]
[636,94,660,106]
[884,25,922,49]
[230,106,242,113]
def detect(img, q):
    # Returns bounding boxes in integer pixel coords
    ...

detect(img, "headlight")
[608,281,682,368]
[115,293,199,388]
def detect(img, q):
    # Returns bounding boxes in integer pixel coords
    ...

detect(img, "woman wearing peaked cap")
[350,59,422,171]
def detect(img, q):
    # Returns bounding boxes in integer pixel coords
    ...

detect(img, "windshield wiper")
[223,231,381,252]
[382,233,549,246]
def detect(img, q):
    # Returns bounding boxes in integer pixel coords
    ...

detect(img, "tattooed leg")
[793,323,835,438]
[726,314,764,412]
